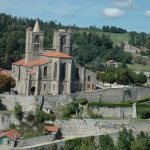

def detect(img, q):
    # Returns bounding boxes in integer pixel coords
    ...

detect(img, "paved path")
[13,133,110,150]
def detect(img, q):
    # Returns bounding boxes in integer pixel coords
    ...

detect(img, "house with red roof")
[11,20,96,96]
[44,125,62,139]
[0,129,22,147]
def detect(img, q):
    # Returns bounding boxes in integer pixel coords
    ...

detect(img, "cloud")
[145,10,150,17]
[103,8,126,18]
[112,0,133,8]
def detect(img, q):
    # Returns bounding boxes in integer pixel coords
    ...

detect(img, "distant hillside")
[78,28,129,43]
[0,13,136,70]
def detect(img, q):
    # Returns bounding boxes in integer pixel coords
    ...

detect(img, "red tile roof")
[13,59,49,67]
[45,126,60,132]
[0,129,22,141]
[41,51,72,59]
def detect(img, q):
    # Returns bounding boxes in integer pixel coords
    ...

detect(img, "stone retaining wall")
[91,107,133,118]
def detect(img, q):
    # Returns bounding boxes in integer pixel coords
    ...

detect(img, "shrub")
[88,101,133,108]
[14,102,23,121]
[78,98,88,105]
[137,97,150,104]
[9,123,16,129]
[137,107,150,119]
[62,102,79,118]
[87,108,103,119]
[27,112,35,122]
[35,111,55,124]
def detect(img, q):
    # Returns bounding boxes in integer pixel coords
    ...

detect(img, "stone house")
[44,125,62,139]
[12,20,96,96]
[0,129,22,147]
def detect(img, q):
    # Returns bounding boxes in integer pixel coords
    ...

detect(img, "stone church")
[12,20,96,95]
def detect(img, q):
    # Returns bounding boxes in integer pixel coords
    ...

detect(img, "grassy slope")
[127,63,150,72]
[128,56,150,72]
[78,28,129,43]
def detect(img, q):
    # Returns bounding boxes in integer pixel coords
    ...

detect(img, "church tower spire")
[33,20,40,32]
[25,20,44,63]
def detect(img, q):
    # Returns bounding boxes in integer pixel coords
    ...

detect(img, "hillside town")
[0,1,150,150]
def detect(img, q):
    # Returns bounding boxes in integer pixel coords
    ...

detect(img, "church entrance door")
[31,87,35,95]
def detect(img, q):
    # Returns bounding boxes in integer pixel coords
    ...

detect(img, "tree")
[99,135,115,150]
[35,111,55,124]
[105,72,116,86]
[137,72,147,85]
[14,102,23,121]
[117,128,134,150]
[131,131,150,150]
[62,102,79,118]
[64,138,82,150]
[0,98,6,110]
[0,74,15,93]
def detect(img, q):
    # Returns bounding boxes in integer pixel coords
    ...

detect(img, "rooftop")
[13,58,49,67]
[45,126,60,132]
[41,51,72,59]
[0,129,22,141]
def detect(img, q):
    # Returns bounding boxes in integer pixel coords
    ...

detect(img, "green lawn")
[78,29,129,43]
[127,63,150,72]
[98,32,129,43]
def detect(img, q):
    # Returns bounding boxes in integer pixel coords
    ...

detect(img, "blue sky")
[0,0,150,33]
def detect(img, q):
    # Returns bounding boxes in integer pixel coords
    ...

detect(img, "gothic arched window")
[35,35,39,43]
[44,66,47,76]
[53,62,57,80]
[62,63,66,80]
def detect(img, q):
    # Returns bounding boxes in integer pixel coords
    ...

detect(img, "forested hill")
[0,13,149,70]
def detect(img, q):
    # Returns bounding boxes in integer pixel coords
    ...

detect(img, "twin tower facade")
[12,20,96,96]
[25,20,71,63]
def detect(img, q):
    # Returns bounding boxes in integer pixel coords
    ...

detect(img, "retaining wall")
[91,107,133,118]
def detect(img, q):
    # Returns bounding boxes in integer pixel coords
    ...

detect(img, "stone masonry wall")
[0,112,20,131]
[91,107,133,118]
[0,94,38,111]
[1,87,150,113]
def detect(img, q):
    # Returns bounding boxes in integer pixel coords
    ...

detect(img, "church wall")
[12,65,28,95]
[38,63,52,95]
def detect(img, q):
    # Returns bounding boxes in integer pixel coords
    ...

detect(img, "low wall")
[72,87,150,103]
[0,112,20,131]
[0,94,38,111]
[18,135,54,147]
[1,87,150,112]
[90,107,133,118]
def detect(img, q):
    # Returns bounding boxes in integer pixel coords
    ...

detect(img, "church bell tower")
[25,20,44,63]
[52,29,72,55]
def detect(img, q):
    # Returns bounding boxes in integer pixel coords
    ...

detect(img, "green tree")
[105,72,116,86]
[62,102,79,118]
[137,72,147,85]
[35,111,55,124]
[131,131,150,150]
[14,102,23,121]
[64,138,82,150]
[117,128,134,150]
[99,135,115,150]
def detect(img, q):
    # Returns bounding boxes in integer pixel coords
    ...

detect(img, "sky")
[0,0,150,33]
